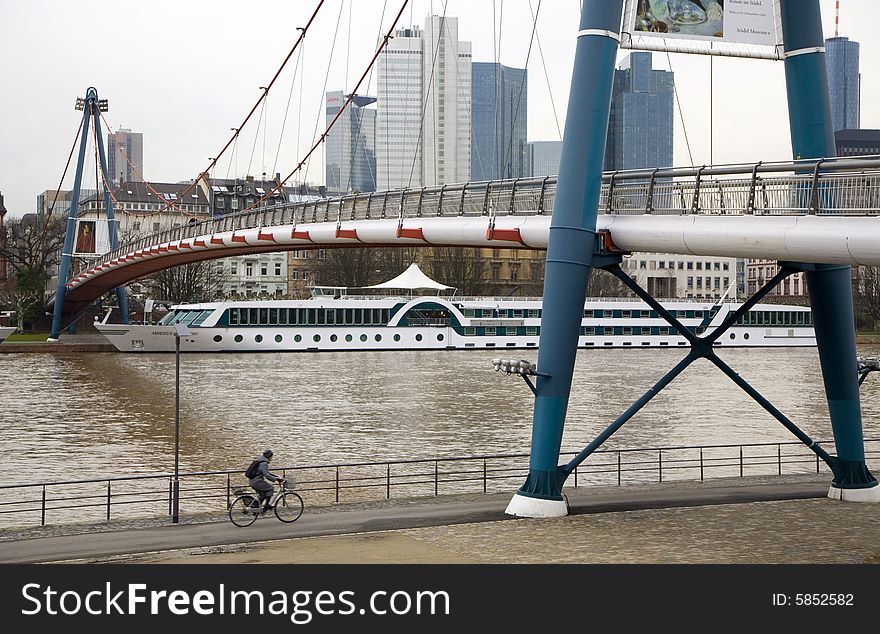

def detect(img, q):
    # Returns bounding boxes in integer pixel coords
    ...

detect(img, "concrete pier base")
[827,483,880,503]
[505,493,569,518]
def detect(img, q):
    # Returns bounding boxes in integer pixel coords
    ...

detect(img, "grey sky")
[0,0,875,215]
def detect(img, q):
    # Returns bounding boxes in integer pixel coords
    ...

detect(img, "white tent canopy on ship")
[365,263,454,291]
[310,263,456,297]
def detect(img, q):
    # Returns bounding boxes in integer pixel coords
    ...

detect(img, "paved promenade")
[1,474,878,564]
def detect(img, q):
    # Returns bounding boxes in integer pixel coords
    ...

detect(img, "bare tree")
[0,277,43,331]
[374,246,425,279]
[588,268,635,297]
[853,266,880,331]
[140,261,224,305]
[313,248,383,288]
[428,247,486,295]
[0,215,66,329]
[0,214,66,275]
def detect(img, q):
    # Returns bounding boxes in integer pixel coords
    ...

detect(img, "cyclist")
[248,449,285,513]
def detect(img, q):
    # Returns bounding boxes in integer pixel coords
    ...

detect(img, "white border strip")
[783,46,825,59]
[577,29,620,42]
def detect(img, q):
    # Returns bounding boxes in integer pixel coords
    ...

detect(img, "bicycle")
[228,479,303,527]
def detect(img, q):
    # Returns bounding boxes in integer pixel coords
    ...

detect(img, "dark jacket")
[247,455,282,485]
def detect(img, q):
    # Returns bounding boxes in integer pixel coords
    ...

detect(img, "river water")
[2,345,880,486]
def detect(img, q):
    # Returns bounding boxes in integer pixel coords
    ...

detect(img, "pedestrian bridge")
[56,156,880,311]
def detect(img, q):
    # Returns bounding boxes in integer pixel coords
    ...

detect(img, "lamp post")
[171,323,191,524]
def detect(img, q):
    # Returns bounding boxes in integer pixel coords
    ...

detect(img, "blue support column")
[780,0,878,500]
[49,95,93,341]
[505,0,624,518]
[92,103,129,324]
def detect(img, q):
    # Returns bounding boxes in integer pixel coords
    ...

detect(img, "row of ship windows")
[461,309,718,319]
[209,328,769,343]
[462,309,811,324]
[226,308,394,326]
[212,333,446,344]
[167,308,812,329]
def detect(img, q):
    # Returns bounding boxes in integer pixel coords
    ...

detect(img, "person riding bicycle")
[248,449,285,513]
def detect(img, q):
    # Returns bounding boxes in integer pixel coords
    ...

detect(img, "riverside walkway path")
[1,474,877,565]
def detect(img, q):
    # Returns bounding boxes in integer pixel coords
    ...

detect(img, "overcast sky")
[0,0,875,216]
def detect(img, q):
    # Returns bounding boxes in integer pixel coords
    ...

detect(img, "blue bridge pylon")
[49,87,129,340]
[505,0,878,518]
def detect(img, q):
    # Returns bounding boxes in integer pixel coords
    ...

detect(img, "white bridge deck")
[58,157,880,309]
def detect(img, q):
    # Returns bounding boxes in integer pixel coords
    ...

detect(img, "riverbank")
[1,475,877,564]
[0,333,115,353]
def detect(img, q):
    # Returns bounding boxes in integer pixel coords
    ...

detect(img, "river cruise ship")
[0,327,15,344]
[95,264,815,352]
[95,296,815,353]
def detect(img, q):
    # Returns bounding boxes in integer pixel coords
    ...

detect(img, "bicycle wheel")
[274,492,304,523]
[229,495,259,527]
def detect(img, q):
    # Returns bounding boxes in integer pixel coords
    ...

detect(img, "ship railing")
[0,438,875,529]
[404,318,451,327]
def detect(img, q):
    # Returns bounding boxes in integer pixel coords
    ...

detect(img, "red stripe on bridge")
[396,227,425,240]
[485,227,524,245]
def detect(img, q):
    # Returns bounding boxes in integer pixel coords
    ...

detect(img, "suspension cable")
[129,0,328,217]
[666,50,694,165]
[345,0,389,193]
[503,0,541,178]
[91,111,101,210]
[207,0,327,179]
[247,0,411,211]
[272,40,305,178]
[100,112,202,217]
[92,114,115,208]
[45,117,84,221]
[406,0,450,188]
[529,0,562,140]
[246,96,268,177]
[302,0,347,192]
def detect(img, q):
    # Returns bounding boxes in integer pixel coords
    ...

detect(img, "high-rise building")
[325,91,377,196]
[107,128,144,185]
[528,141,563,178]
[603,52,700,296]
[376,16,471,190]
[604,52,673,172]
[471,63,527,181]
[834,128,880,157]
[36,189,98,216]
[825,36,860,133]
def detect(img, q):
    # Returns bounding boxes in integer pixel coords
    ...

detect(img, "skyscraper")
[107,128,144,185]
[825,36,860,133]
[325,91,377,195]
[528,141,563,178]
[604,52,673,172]
[376,16,471,190]
[471,62,528,181]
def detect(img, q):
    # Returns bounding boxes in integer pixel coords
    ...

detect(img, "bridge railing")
[0,438,876,529]
[70,156,880,284]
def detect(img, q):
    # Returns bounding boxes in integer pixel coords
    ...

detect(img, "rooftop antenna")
[835,0,839,37]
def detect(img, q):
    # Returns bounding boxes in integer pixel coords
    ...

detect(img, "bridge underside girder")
[54,213,880,312]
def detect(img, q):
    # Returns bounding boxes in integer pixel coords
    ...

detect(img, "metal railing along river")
[1,438,876,529]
